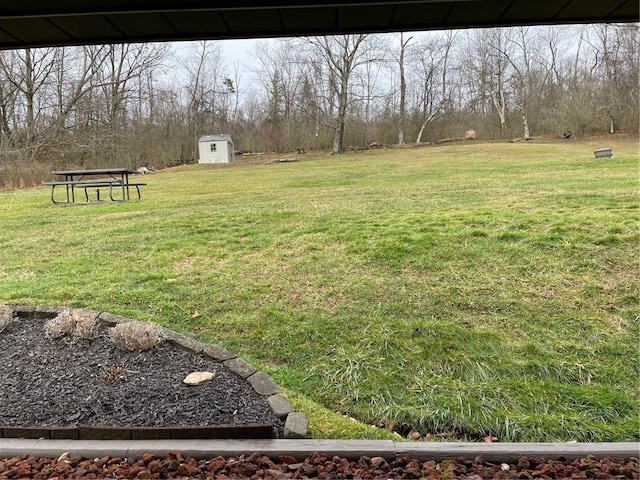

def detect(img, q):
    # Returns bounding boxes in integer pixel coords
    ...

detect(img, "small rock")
[177,463,201,477]
[74,467,88,477]
[207,456,227,473]
[266,467,287,478]
[183,371,215,385]
[147,460,161,473]
[15,467,32,477]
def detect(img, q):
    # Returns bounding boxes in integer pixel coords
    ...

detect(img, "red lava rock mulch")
[0,451,637,479]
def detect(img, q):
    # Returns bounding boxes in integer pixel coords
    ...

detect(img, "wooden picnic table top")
[52,168,137,176]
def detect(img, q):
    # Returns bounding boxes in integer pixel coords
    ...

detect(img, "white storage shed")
[198,134,234,164]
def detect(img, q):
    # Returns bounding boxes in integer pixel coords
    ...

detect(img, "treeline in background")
[0,24,637,189]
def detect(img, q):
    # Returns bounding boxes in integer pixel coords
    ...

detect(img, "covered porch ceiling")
[0,0,636,49]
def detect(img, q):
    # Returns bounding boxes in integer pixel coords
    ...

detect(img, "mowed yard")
[0,137,638,442]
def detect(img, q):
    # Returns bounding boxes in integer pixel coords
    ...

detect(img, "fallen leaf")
[188,310,200,318]
[482,435,498,443]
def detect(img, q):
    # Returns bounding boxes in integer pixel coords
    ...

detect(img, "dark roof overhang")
[0,1,637,49]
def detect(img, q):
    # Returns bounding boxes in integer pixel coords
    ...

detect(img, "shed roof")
[199,134,233,143]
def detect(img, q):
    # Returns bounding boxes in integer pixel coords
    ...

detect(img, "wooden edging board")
[0,439,638,463]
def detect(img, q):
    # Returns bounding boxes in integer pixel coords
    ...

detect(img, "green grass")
[1,137,638,442]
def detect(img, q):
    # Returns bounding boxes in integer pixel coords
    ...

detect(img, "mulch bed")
[0,451,637,479]
[0,318,283,437]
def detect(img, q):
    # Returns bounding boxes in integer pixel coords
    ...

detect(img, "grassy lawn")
[1,137,638,442]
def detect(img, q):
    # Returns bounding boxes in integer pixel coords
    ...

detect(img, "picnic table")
[43,168,146,204]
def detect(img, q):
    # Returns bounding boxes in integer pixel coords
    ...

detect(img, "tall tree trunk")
[397,33,411,145]
[491,83,507,135]
[516,104,530,139]
[415,107,441,144]
[307,35,369,155]
[24,49,34,145]
[333,75,348,153]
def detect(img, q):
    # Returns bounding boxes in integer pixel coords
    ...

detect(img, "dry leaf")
[482,435,498,443]
[189,310,200,318]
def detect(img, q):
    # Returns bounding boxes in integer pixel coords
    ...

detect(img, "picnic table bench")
[43,168,146,204]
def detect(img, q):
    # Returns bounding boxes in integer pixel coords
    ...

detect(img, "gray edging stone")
[34,306,64,319]
[201,344,235,362]
[248,372,281,396]
[224,357,257,379]
[11,305,35,317]
[267,395,294,420]
[4,305,307,439]
[165,332,205,354]
[97,311,130,326]
[284,413,308,439]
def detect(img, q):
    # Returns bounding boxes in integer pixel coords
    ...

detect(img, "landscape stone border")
[2,305,308,440]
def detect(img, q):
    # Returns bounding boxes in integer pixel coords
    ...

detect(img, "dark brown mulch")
[0,318,283,437]
[0,451,637,479]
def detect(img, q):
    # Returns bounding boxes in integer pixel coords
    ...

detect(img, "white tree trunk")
[415,107,441,144]
[516,104,530,139]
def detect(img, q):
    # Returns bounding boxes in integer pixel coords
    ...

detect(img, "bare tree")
[461,29,511,137]
[0,52,18,141]
[249,40,308,151]
[502,27,543,139]
[413,31,457,143]
[95,43,168,130]
[589,24,639,133]
[180,41,237,158]
[395,33,413,145]
[305,34,372,154]
[0,48,58,149]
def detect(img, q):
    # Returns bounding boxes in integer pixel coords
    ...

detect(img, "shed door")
[209,142,219,162]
